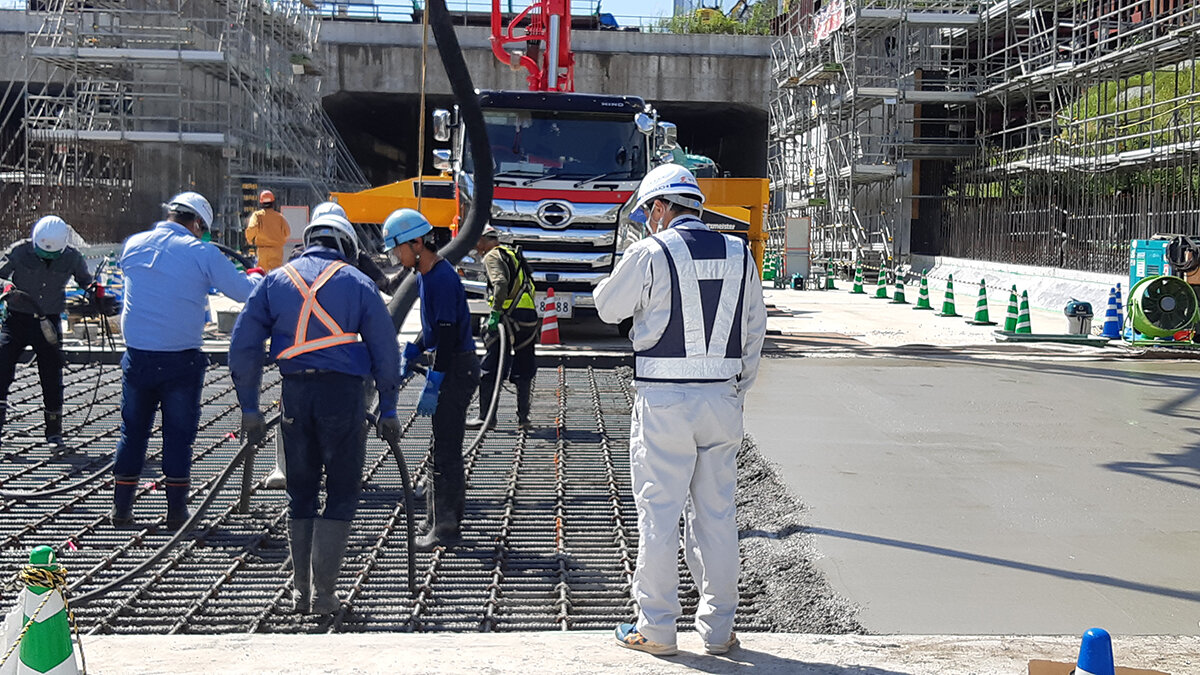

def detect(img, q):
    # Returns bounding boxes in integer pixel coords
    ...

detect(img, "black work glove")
[241,411,266,446]
[377,413,401,444]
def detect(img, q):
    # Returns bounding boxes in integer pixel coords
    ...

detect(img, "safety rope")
[0,564,86,674]
[416,0,431,213]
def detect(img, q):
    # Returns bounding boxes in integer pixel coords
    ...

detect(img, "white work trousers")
[629,380,742,646]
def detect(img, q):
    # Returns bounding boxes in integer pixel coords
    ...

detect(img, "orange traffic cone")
[540,287,560,345]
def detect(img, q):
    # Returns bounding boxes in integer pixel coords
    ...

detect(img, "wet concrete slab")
[745,356,1200,634]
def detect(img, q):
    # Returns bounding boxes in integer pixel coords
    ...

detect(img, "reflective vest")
[277,260,361,360]
[634,217,748,382]
[488,245,536,312]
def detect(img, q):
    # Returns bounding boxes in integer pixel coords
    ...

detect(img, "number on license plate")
[536,293,573,319]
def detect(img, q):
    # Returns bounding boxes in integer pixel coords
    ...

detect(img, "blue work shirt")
[228,246,401,416]
[120,221,255,351]
[417,258,476,356]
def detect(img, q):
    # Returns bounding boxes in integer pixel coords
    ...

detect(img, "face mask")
[34,246,61,260]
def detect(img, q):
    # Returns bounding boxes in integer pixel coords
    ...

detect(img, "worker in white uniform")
[594,164,766,657]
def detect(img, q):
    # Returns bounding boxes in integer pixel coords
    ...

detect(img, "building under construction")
[0,0,366,245]
[769,0,1200,276]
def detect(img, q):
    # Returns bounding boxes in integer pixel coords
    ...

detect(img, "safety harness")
[489,245,540,350]
[277,261,361,360]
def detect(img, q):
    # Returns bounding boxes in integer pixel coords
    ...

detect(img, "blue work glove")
[416,370,445,417]
[486,310,501,334]
[401,342,422,380]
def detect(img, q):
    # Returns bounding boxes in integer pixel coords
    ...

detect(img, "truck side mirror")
[433,149,452,171]
[634,112,654,135]
[433,109,452,142]
[655,121,678,151]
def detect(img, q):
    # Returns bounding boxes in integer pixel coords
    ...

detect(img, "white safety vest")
[634,217,748,382]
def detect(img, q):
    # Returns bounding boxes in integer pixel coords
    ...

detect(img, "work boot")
[110,475,138,527]
[164,477,190,530]
[464,376,496,430]
[0,400,7,437]
[263,435,286,489]
[516,379,533,431]
[44,410,64,448]
[310,518,353,614]
[287,518,315,613]
[415,480,462,551]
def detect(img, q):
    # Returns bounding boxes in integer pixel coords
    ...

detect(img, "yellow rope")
[416,0,431,214]
[0,564,86,674]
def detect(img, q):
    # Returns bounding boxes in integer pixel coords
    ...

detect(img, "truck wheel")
[617,318,633,339]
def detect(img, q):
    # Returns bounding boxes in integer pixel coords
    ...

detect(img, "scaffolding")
[770,0,980,274]
[770,0,1200,276]
[0,0,367,245]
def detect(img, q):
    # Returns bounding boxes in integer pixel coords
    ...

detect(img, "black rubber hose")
[214,243,255,271]
[69,413,282,605]
[1166,236,1200,273]
[387,0,493,330]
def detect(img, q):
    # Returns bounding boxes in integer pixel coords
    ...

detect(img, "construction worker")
[382,208,479,551]
[0,216,94,447]
[465,225,538,431]
[111,192,258,529]
[245,189,291,271]
[229,213,400,614]
[594,164,766,657]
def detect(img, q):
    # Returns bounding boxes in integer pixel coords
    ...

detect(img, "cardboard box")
[1028,659,1169,675]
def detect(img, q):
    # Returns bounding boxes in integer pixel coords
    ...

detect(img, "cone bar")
[965,279,997,325]
[936,274,961,317]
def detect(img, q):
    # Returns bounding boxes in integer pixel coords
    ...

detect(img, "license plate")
[535,292,574,319]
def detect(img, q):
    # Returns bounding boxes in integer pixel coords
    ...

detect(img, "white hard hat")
[32,216,71,253]
[303,213,359,261]
[167,191,214,227]
[311,201,347,221]
[634,163,705,212]
[480,224,501,239]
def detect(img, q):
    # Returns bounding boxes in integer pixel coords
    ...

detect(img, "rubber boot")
[0,400,7,438]
[263,434,286,489]
[111,474,138,527]
[164,477,190,530]
[464,375,496,430]
[516,379,533,431]
[415,477,461,551]
[418,477,434,534]
[310,518,353,614]
[44,409,64,448]
[287,518,315,613]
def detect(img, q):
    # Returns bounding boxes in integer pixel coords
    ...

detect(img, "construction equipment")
[1125,236,1200,346]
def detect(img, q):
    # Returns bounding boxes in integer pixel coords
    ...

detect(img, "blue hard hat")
[382,209,433,250]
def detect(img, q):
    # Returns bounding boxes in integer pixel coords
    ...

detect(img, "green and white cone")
[965,279,997,325]
[913,270,934,310]
[937,274,961,317]
[889,279,909,304]
[1016,290,1032,334]
[14,546,77,675]
[825,264,836,290]
[874,270,889,299]
[1003,285,1019,332]
[850,264,866,294]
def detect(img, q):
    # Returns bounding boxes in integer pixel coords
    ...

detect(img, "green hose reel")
[1128,275,1199,338]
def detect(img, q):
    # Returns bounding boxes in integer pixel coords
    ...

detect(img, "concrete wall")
[321,23,771,110]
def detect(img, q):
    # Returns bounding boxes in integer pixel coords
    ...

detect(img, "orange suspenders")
[276,261,361,360]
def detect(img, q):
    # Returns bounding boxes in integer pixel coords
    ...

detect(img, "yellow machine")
[330,176,458,231]
[697,177,769,271]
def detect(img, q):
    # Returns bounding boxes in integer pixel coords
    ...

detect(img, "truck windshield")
[466,108,646,182]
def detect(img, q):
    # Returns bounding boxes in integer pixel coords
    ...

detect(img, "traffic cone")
[1003,285,1019,332]
[9,546,79,674]
[850,264,866,294]
[1100,287,1120,339]
[825,264,836,290]
[889,278,908,304]
[965,279,996,325]
[913,270,933,310]
[539,287,560,345]
[873,269,888,299]
[1114,282,1124,333]
[1075,627,1114,675]
[936,274,961,317]
[1016,290,1032,334]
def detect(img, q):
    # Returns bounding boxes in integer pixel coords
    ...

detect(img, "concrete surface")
[745,355,1200,634]
[78,633,1200,674]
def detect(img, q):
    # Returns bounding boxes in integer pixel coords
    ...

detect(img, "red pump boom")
[490,0,576,92]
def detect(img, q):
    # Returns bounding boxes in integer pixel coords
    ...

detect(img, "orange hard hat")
[258,189,275,203]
